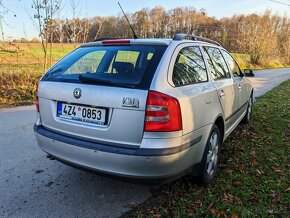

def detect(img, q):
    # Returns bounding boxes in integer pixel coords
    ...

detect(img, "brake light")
[144,91,182,132]
[35,83,39,112]
[102,39,130,45]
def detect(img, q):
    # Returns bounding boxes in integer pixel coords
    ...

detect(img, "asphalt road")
[248,68,290,98]
[0,68,289,218]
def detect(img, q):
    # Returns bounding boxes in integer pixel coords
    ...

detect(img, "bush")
[0,72,41,106]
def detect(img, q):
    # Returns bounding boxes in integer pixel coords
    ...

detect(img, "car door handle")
[219,90,225,97]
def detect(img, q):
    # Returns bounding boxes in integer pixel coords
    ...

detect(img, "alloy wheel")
[247,96,253,120]
[206,131,219,176]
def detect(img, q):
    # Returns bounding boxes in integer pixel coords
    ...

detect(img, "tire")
[198,124,221,185]
[241,94,253,124]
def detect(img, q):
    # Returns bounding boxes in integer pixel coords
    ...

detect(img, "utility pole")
[0,13,5,50]
[0,15,4,42]
[0,2,8,50]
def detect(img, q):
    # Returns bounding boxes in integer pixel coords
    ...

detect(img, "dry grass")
[0,42,77,74]
[0,43,76,108]
[0,72,40,107]
[231,53,289,70]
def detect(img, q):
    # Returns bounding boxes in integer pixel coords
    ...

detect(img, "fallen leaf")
[236,197,242,205]
[271,193,282,203]
[233,181,241,186]
[210,208,225,216]
[249,195,259,205]
[256,169,262,175]
[274,169,283,173]
[251,161,258,166]
[207,202,213,209]
[226,169,234,174]
[194,199,202,206]
[225,185,232,191]
[250,150,257,158]
[267,209,274,215]
[222,193,234,203]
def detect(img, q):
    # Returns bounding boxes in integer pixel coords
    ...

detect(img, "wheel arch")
[214,115,225,144]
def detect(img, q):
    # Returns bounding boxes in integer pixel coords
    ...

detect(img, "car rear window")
[42,45,167,90]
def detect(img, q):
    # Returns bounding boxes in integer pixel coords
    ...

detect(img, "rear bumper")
[34,125,203,179]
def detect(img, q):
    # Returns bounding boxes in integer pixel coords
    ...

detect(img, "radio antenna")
[117,1,138,39]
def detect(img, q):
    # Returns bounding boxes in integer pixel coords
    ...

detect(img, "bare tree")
[70,0,81,46]
[32,0,61,70]
[28,5,289,66]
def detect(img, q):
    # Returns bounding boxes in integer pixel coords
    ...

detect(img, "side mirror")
[244,69,255,77]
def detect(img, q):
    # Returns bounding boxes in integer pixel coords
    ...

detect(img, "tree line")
[41,7,289,65]
[1,1,290,66]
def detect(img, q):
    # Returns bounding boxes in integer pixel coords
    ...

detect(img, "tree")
[36,7,289,66]
[31,0,61,70]
[236,12,278,64]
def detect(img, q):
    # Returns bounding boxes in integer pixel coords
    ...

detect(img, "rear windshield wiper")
[48,68,63,75]
[79,74,134,88]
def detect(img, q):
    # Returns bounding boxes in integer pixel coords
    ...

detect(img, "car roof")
[81,38,222,48]
[81,39,172,47]
[81,33,222,48]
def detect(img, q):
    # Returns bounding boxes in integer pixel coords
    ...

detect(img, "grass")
[0,42,76,74]
[0,43,76,108]
[0,42,289,107]
[231,53,290,70]
[123,80,290,217]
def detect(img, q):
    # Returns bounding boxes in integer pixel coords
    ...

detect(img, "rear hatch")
[38,41,167,149]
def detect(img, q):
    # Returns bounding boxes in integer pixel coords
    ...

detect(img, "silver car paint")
[38,82,148,148]
[35,128,209,178]
[35,39,253,179]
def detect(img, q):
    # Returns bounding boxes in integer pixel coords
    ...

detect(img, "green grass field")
[0,43,76,75]
[124,80,290,217]
[231,53,288,70]
[0,43,76,107]
[0,42,289,107]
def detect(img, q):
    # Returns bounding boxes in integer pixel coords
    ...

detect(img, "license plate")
[57,102,107,125]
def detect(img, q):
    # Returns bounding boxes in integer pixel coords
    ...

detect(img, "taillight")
[35,83,39,112]
[144,91,182,132]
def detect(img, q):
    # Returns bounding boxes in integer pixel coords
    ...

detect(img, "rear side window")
[172,46,208,86]
[203,47,231,80]
[221,50,242,77]
[42,45,167,90]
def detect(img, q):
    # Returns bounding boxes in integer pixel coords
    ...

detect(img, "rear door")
[202,47,237,127]
[169,45,218,134]
[38,44,166,149]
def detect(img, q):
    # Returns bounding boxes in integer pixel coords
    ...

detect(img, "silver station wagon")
[34,34,254,184]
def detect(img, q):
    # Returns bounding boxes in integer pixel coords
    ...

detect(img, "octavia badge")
[122,97,139,108]
[73,88,82,99]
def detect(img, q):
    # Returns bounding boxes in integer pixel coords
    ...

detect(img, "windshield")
[42,45,167,90]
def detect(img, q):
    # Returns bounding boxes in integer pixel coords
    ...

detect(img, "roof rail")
[173,33,221,47]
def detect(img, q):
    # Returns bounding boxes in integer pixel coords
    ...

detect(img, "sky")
[0,0,289,40]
